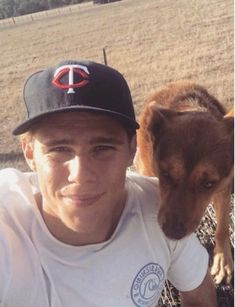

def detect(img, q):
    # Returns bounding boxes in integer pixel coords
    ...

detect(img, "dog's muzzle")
[161,221,187,240]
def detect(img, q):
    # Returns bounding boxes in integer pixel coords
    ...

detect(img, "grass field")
[0,0,234,305]
[0,0,233,165]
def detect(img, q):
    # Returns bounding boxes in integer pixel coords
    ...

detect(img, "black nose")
[162,221,186,240]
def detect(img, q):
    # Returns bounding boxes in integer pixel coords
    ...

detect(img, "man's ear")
[21,140,36,171]
[128,134,137,167]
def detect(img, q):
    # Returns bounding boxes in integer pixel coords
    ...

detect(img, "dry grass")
[0,0,233,155]
[0,0,233,305]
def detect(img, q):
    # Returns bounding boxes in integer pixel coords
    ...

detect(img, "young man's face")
[23,112,136,245]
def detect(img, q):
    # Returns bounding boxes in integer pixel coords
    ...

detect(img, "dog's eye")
[160,170,171,179]
[202,181,215,189]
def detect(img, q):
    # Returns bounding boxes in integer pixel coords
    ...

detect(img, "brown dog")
[135,81,234,284]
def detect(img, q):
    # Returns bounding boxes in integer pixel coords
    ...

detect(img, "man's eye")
[50,146,70,153]
[94,145,115,152]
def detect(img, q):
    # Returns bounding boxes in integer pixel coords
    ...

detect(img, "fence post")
[103,47,108,65]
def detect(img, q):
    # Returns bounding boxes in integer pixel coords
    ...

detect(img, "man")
[0,60,217,306]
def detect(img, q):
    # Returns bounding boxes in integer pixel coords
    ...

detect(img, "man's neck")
[34,192,126,246]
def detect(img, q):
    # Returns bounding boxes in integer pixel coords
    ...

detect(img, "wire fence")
[0,1,93,29]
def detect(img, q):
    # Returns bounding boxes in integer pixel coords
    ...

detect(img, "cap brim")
[12,106,139,135]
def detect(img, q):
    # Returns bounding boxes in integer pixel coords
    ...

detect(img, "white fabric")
[0,168,208,307]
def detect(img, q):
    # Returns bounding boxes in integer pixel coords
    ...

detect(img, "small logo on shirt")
[131,263,165,307]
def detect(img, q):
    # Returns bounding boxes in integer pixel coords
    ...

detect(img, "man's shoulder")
[0,168,29,192]
[0,168,37,211]
[126,171,159,194]
[126,171,161,213]
[0,168,23,190]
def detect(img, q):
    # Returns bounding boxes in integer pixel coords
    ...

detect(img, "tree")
[48,0,61,9]
[0,0,88,19]
[17,1,48,15]
[0,0,15,19]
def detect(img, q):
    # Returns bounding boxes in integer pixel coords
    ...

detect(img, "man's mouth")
[62,193,105,207]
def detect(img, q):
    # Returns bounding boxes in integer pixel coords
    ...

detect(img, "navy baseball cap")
[13,60,139,135]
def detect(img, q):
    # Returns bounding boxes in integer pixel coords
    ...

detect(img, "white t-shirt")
[0,168,208,307]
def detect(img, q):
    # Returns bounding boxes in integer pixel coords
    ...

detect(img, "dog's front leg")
[211,181,233,284]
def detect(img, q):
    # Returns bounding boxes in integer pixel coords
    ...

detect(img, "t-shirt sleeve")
[0,218,12,305]
[167,233,209,292]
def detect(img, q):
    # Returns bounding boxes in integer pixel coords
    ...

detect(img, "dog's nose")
[162,221,187,240]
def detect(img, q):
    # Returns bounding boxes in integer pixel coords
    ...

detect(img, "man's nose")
[67,155,96,184]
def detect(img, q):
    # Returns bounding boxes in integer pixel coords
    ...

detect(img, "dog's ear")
[146,102,177,141]
[223,108,234,135]
[223,110,234,156]
[224,107,234,118]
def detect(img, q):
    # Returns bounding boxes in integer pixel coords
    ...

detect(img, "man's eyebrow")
[42,137,124,146]
[89,137,124,145]
[42,139,75,147]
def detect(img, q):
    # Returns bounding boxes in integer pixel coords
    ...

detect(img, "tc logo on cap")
[52,64,90,94]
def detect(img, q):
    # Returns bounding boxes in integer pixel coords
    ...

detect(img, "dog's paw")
[211,248,233,284]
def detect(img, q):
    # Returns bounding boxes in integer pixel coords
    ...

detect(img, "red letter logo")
[52,64,90,94]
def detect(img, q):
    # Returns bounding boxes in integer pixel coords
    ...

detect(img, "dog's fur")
[135,81,234,284]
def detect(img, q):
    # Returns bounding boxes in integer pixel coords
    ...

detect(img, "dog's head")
[146,105,234,240]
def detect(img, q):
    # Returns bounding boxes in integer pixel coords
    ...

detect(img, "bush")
[17,2,48,15]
